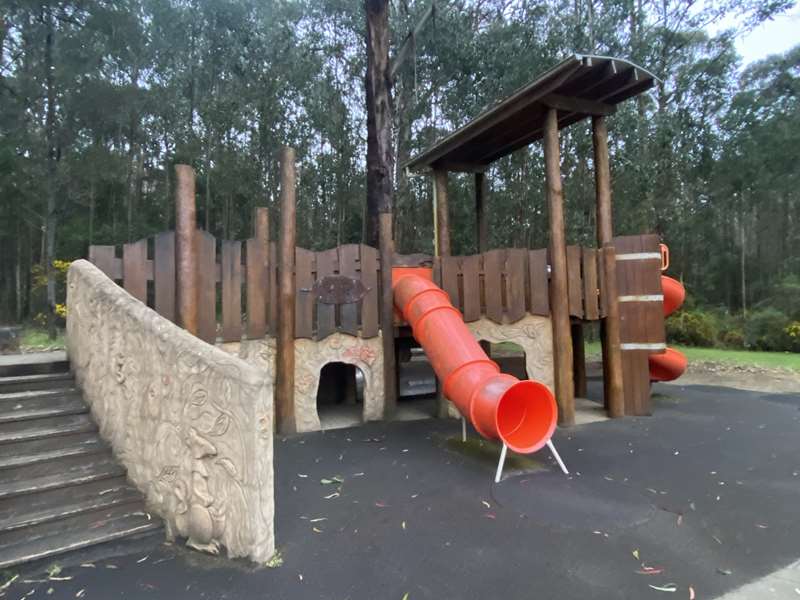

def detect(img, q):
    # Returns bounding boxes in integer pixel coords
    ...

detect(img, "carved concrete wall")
[466,315,555,392]
[67,260,274,563]
[220,334,384,434]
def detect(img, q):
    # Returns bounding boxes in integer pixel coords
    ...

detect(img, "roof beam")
[405,59,587,171]
[542,93,616,116]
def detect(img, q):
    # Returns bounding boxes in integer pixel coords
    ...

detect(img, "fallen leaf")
[312,527,322,533]
[402,594,409,600]
[632,549,640,560]
[717,568,732,576]
[320,476,343,485]
[677,514,683,526]
[755,523,769,529]
[47,588,54,595]
[297,474,308,478]
[76,590,85,598]
[648,583,678,592]
[689,585,696,599]
[137,555,149,563]
[402,521,406,530]
[323,492,340,500]
[46,565,62,578]
[481,500,491,509]
[298,574,303,581]
[265,551,283,568]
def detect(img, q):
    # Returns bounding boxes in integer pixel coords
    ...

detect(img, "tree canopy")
[0,0,798,330]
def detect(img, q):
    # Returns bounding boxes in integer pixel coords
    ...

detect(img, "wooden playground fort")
[88,54,687,436]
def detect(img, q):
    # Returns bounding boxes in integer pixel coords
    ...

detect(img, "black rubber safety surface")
[5,383,799,600]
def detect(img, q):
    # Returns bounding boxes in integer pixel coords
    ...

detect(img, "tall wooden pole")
[276,147,297,434]
[254,206,269,246]
[543,108,575,427]
[592,116,624,418]
[475,172,489,253]
[379,211,397,418]
[175,164,198,335]
[433,169,451,418]
[434,170,451,257]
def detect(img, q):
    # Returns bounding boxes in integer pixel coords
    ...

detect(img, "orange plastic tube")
[392,271,557,453]
[649,274,688,382]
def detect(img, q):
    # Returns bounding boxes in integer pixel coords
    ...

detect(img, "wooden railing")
[89,235,610,344]
[435,246,608,323]
[88,234,383,343]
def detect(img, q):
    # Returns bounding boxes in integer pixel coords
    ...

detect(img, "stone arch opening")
[488,341,529,380]
[316,361,365,430]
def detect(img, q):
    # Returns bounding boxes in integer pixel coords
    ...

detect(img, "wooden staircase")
[0,355,162,569]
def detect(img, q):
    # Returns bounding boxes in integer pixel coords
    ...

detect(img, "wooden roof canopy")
[404,54,658,173]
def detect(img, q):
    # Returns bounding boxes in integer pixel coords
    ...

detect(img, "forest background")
[1,0,798,351]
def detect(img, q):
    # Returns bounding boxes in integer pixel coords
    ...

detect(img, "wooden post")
[379,211,397,418]
[593,115,624,418]
[175,164,198,335]
[475,172,488,253]
[543,108,575,427]
[254,207,269,246]
[433,169,451,417]
[434,170,451,256]
[601,245,624,418]
[571,323,587,398]
[276,147,297,434]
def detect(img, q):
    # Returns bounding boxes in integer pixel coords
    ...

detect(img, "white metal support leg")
[461,417,467,443]
[494,443,508,483]
[546,439,569,475]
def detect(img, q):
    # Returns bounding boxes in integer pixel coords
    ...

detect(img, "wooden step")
[0,453,125,500]
[0,432,108,470]
[0,391,86,424]
[0,476,141,532]
[0,502,161,569]
[0,413,96,445]
[0,372,74,394]
[0,352,69,378]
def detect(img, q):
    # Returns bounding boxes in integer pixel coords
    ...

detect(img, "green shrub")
[666,309,718,347]
[744,308,793,351]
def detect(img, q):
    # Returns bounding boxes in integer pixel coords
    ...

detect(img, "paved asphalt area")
[4,383,799,600]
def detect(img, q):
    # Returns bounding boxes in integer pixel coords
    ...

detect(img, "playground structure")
[87,54,685,430]
[67,54,689,563]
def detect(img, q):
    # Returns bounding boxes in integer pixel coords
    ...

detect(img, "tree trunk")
[363,0,393,247]
[740,204,747,316]
[43,5,58,339]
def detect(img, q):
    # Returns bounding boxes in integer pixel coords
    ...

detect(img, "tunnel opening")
[316,362,364,430]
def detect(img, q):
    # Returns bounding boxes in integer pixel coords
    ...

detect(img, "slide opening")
[496,380,557,453]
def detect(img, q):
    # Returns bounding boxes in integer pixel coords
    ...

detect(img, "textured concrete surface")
[66,260,275,562]
[5,380,800,599]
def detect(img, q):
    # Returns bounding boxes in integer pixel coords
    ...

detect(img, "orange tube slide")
[648,274,688,382]
[392,270,557,453]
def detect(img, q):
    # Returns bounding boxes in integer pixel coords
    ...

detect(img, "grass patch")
[584,340,799,371]
[20,327,66,351]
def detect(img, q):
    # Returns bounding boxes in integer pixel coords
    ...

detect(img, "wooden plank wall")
[436,246,606,324]
[613,233,666,416]
[293,244,381,341]
[89,236,383,343]
[89,236,612,341]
